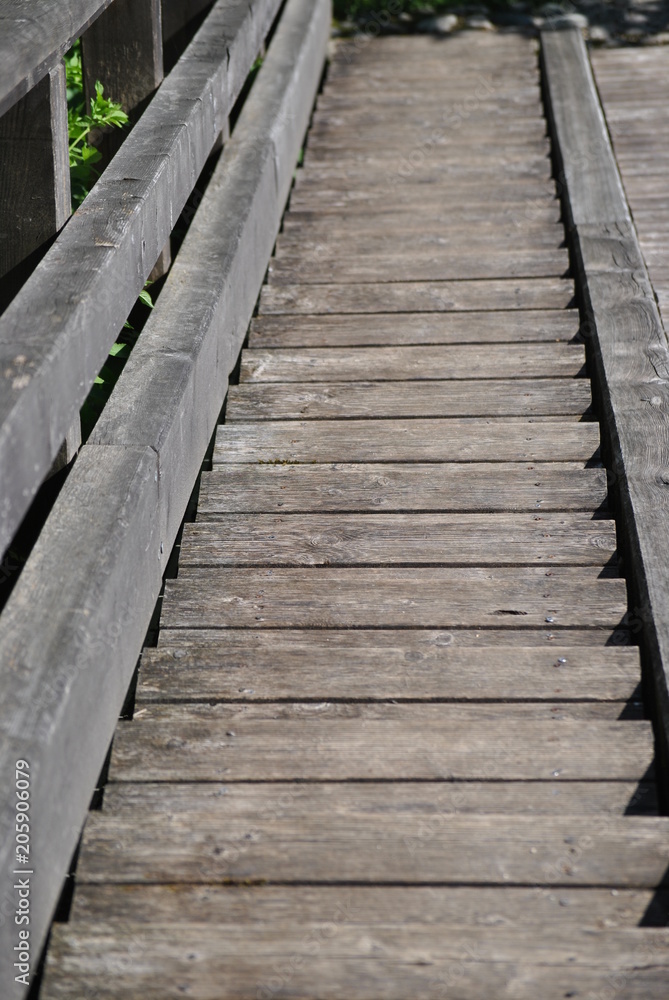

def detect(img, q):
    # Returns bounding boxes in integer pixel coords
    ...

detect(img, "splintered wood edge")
[541,24,669,781]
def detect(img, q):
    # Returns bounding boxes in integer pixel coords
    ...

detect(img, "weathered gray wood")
[199,462,608,513]
[541,26,629,228]
[289,191,560,216]
[542,24,669,777]
[75,786,669,884]
[160,566,625,629]
[267,249,570,283]
[226,379,592,420]
[0,444,162,994]
[0,0,283,560]
[40,921,669,999]
[259,280,574,315]
[82,0,170,277]
[91,0,330,563]
[284,205,563,229]
[248,311,579,348]
[238,344,585,382]
[108,705,652,781]
[82,0,163,117]
[159,626,634,649]
[0,63,70,277]
[276,225,565,255]
[0,0,116,116]
[63,883,669,927]
[213,419,600,464]
[179,513,615,566]
[138,642,640,702]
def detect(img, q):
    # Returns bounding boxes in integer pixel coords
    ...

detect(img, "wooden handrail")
[542,24,669,790]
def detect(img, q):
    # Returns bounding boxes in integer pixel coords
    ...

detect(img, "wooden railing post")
[0,63,82,468]
[82,0,170,278]
[0,64,71,279]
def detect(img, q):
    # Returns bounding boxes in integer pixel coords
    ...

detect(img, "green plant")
[65,42,129,207]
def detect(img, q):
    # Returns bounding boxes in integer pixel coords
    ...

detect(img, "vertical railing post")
[82,0,170,278]
[0,63,82,470]
[0,64,71,279]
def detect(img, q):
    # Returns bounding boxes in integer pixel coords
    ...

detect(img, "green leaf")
[138,289,154,309]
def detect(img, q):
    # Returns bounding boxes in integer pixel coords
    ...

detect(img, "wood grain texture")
[159,626,635,648]
[138,642,640,702]
[40,921,669,999]
[179,513,615,566]
[64,883,669,926]
[0,63,70,277]
[259,279,574,314]
[0,0,116,116]
[160,566,626,629]
[267,248,569,283]
[213,419,600,464]
[238,344,585,382]
[541,26,629,227]
[226,379,592,420]
[198,462,608,514]
[0,0,283,559]
[108,705,653,781]
[247,310,580,348]
[75,785,669,885]
[82,0,163,117]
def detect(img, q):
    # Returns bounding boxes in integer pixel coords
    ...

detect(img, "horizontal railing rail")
[0,0,331,994]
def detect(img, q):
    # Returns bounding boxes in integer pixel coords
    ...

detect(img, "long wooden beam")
[542,24,669,791]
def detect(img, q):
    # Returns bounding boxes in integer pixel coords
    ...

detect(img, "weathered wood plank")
[213,420,600,464]
[199,462,608,513]
[75,787,669,885]
[283,206,563,230]
[238,344,585,382]
[40,921,669,999]
[276,226,566,255]
[90,0,330,562]
[179,513,615,566]
[0,0,283,559]
[267,250,570,283]
[159,626,634,649]
[64,883,669,927]
[289,191,559,217]
[0,63,70,277]
[139,641,640,702]
[247,311,579,348]
[160,566,625,629]
[259,280,574,315]
[108,705,652,781]
[226,379,592,420]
